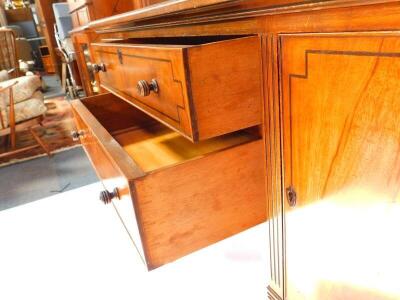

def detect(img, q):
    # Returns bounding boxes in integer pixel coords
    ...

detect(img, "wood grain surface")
[91,36,262,141]
[280,32,400,300]
[72,94,266,269]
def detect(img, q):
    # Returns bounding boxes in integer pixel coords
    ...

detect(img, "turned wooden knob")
[99,188,119,205]
[137,79,159,97]
[92,63,106,73]
[71,130,85,141]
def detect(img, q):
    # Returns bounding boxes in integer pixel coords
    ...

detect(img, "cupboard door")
[280,33,400,300]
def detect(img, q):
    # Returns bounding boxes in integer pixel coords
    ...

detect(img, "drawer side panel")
[91,44,194,140]
[188,36,263,140]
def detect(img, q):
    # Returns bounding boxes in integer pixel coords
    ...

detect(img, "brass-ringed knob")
[71,130,85,141]
[137,79,159,97]
[99,188,120,205]
[92,63,106,73]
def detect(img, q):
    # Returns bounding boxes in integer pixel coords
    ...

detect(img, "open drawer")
[71,93,266,270]
[90,35,262,142]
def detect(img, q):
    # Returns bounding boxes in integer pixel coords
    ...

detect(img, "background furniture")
[0,77,50,158]
[34,0,64,75]
[39,45,54,73]
[8,25,34,63]
[3,6,42,69]
[0,27,50,158]
[0,28,18,76]
[4,6,32,22]
[53,2,82,96]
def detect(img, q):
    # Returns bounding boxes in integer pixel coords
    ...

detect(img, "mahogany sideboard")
[70,1,400,299]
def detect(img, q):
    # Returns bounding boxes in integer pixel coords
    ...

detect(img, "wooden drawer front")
[72,102,127,188]
[71,96,147,259]
[92,44,190,137]
[91,36,262,142]
[71,94,266,269]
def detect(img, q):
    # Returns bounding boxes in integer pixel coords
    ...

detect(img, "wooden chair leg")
[29,127,52,157]
[9,88,16,150]
[10,127,16,150]
[61,62,67,93]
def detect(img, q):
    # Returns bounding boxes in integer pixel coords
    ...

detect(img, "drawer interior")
[82,94,261,173]
[75,94,266,269]
[114,123,257,173]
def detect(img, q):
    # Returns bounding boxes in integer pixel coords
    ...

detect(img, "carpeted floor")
[0,96,79,166]
[42,75,65,100]
[0,147,98,210]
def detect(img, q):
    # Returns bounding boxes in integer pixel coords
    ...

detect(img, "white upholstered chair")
[0,27,50,158]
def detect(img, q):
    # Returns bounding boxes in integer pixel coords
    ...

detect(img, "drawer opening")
[73,94,266,269]
[108,35,253,47]
[91,36,262,141]
[113,123,259,173]
[80,93,261,174]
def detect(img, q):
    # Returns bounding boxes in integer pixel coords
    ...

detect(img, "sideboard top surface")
[84,0,397,33]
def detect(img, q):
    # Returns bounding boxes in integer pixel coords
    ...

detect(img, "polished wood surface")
[263,34,285,300]
[70,31,102,96]
[91,35,262,141]
[115,123,255,172]
[40,46,56,74]
[71,94,267,269]
[280,32,400,300]
[68,0,135,27]
[131,0,166,11]
[68,0,400,298]
[89,0,239,29]
[81,93,155,132]
[71,94,148,259]
[88,0,396,32]
[4,7,33,23]
[134,137,266,269]
[68,0,135,96]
